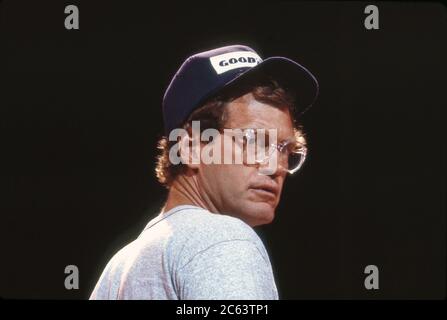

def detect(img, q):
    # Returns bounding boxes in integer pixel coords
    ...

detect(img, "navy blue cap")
[162,44,319,134]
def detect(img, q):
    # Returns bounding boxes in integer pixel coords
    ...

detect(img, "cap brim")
[220,56,319,115]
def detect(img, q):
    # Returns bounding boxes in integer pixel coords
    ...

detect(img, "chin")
[241,202,276,227]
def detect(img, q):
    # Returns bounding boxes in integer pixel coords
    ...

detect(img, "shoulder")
[170,207,263,246]
[167,208,277,299]
[130,206,269,269]
[163,207,270,266]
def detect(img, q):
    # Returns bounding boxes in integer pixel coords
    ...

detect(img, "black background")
[0,1,445,299]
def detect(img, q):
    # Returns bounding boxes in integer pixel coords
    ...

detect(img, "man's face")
[195,92,295,227]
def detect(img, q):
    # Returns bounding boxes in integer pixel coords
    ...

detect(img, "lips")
[248,182,279,198]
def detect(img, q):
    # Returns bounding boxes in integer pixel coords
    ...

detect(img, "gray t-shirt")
[90,205,279,300]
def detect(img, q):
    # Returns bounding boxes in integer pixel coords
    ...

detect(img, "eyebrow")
[224,127,296,144]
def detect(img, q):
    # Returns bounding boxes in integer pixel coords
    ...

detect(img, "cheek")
[200,163,252,192]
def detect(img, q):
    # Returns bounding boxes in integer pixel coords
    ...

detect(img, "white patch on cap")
[209,51,262,75]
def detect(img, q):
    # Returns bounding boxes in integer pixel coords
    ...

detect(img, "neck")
[163,174,219,214]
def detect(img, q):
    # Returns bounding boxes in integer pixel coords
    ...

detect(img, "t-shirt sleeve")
[175,239,278,300]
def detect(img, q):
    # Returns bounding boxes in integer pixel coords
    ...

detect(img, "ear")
[179,131,201,171]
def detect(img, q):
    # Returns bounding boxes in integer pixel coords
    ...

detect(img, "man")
[90,44,319,299]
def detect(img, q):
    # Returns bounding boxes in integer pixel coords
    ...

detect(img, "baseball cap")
[162,44,319,134]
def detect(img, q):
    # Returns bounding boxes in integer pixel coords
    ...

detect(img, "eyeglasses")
[222,128,307,175]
